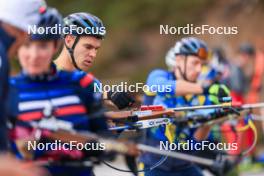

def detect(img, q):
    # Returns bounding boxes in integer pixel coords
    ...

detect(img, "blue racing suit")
[140,69,212,176]
[7,65,108,176]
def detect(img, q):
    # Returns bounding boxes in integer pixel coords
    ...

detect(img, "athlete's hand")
[107,91,135,109]
[203,83,230,104]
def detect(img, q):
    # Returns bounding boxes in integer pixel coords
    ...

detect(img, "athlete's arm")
[78,73,109,132]
[147,69,203,96]
[175,80,203,96]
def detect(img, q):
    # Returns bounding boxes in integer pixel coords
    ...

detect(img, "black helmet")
[63,12,105,39]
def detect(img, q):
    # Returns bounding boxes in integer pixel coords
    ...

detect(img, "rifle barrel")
[171,102,264,112]
[137,144,215,166]
[171,103,231,111]
[241,102,264,109]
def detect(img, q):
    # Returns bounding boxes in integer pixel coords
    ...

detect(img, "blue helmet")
[30,7,62,41]
[166,37,209,70]
[173,37,208,60]
[63,12,106,39]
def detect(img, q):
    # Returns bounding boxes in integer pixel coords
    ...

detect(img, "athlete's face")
[18,40,57,75]
[65,35,102,72]
[176,55,203,82]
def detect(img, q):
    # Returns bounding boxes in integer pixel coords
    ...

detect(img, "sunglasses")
[175,48,208,61]
[197,47,208,60]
